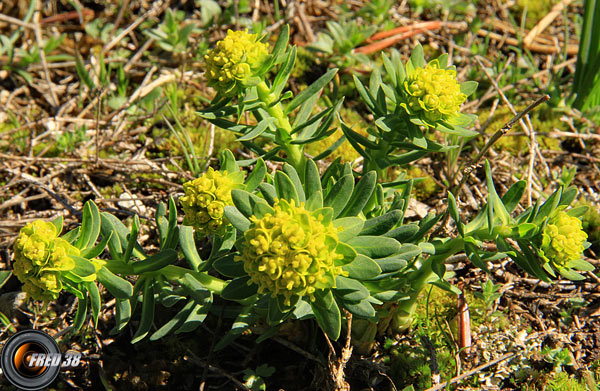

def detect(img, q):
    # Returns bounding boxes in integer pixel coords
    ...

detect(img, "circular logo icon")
[1,330,61,390]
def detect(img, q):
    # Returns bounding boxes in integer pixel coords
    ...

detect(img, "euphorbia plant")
[7,24,593,369]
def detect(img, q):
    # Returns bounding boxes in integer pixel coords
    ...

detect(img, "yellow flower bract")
[541,211,588,267]
[403,60,467,126]
[12,220,78,302]
[204,29,269,94]
[180,168,245,235]
[236,199,345,305]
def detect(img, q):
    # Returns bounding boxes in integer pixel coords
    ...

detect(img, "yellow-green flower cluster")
[403,60,467,126]
[204,29,269,94]
[236,199,345,305]
[12,220,78,302]
[180,168,245,236]
[540,211,588,267]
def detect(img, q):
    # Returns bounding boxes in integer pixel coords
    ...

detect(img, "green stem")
[159,265,228,294]
[256,81,305,173]
[104,261,227,295]
[394,238,464,330]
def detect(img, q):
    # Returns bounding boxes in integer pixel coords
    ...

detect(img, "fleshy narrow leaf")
[340,171,377,217]
[221,276,257,300]
[274,171,300,205]
[323,175,354,218]
[341,255,381,279]
[311,290,341,340]
[179,226,202,271]
[97,266,133,299]
[285,68,337,114]
[132,279,155,343]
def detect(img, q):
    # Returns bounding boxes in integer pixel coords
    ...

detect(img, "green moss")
[406,166,441,201]
[514,0,558,29]
[479,105,565,156]
[304,106,368,163]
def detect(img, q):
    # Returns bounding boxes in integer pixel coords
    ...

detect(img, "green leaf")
[245,158,266,191]
[410,44,425,68]
[177,299,212,333]
[224,206,251,231]
[232,189,269,218]
[340,171,376,217]
[101,212,146,260]
[69,256,97,278]
[220,149,239,173]
[271,24,290,61]
[283,163,306,203]
[213,254,246,278]
[131,249,178,274]
[274,171,300,205]
[221,276,257,300]
[485,160,510,226]
[237,117,276,141]
[304,158,322,195]
[259,183,278,205]
[342,255,381,279]
[569,258,595,272]
[110,299,131,335]
[122,214,140,263]
[323,175,354,218]
[179,226,202,271]
[80,231,112,259]
[460,81,478,96]
[87,281,101,327]
[558,268,585,281]
[97,266,133,299]
[347,236,402,258]
[343,299,376,319]
[360,210,402,236]
[333,217,364,241]
[71,296,88,333]
[285,68,337,114]
[272,46,296,97]
[51,215,64,235]
[447,192,464,237]
[305,191,323,211]
[334,276,369,301]
[502,180,526,213]
[76,201,101,250]
[311,290,341,340]
[132,279,155,343]
[150,301,195,341]
[384,224,419,242]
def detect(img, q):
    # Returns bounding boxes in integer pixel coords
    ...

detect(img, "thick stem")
[104,261,227,295]
[394,238,464,330]
[256,81,305,174]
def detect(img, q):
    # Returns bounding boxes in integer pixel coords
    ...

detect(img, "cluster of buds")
[402,60,467,127]
[180,168,245,236]
[540,211,588,268]
[12,220,78,302]
[236,199,345,305]
[203,29,269,95]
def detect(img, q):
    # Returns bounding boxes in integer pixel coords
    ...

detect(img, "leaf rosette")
[218,159,421,340]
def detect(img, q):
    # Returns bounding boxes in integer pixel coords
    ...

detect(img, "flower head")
[401,60,467,127]
[236,199,345,305]
[180,168,245,236]
[12,220,78,302]
[204,29,270,95]
[540,211,588,267]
